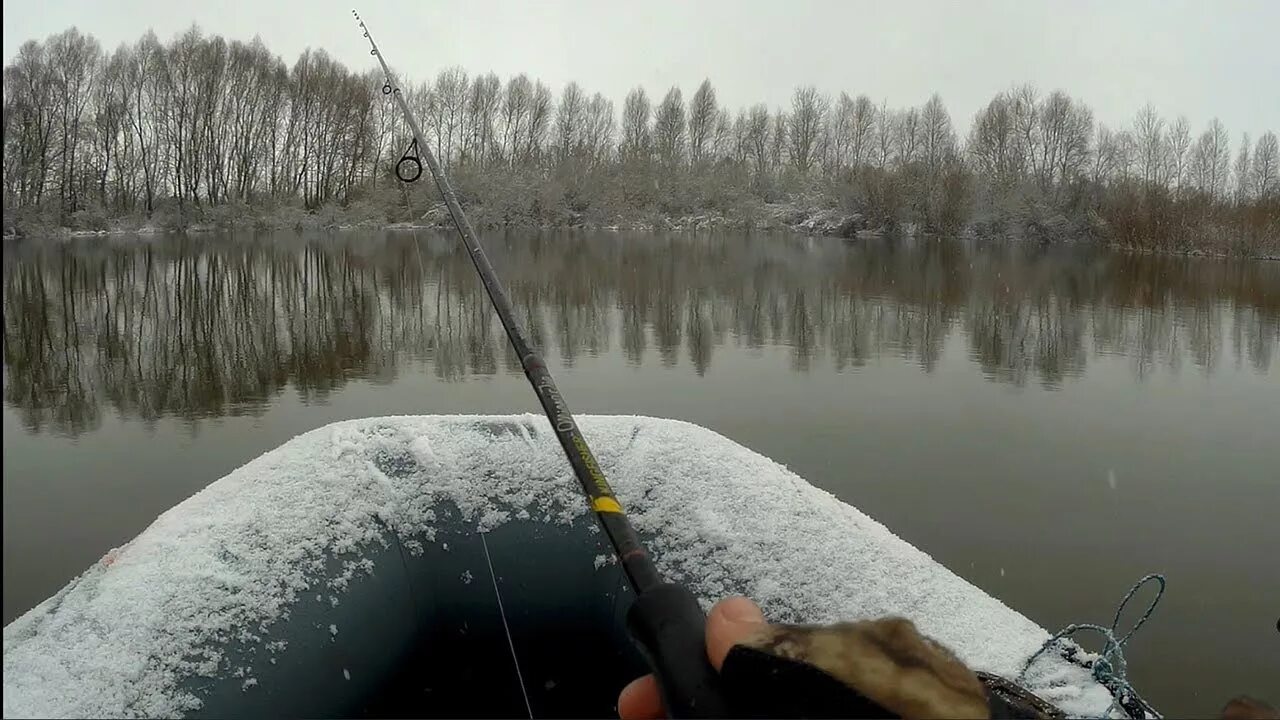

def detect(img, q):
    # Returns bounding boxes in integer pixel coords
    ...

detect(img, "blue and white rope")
[1018,573,1166,719]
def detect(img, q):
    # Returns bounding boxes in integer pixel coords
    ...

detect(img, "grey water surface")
[3,230,1278,715]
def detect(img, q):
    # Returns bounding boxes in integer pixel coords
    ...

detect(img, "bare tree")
[729,110,750,167]
[826,92,854,171]
[873,100,894,170]
[432,66,468,165]
[1233,133,1252,204]
[787,86,827,173]
[1091,125,1120,184]
[770,110,788,172]
[619,86,651,163]
[523,80,553,165]
[464,72,501,167]
[1053,95,1093,187]
[1252,131,1278,197]
[1133,103,1164,186]
[740,104,771,178]
[582,92,615,166]
[653,86,686,167]
[1032,91,1092,189]
[919,93,956,178]
[892,107,921,168]
[554,81,586,163]
[1165,115,1191,190]
[1191,118,1231,197]
[821,93,873,174]
[969,92,1022,184]
[849,94,876,169]
[710,108,733,163]
[47,28,102,218]
[1010,84,1040,179]
[499,74,532,166]
[686,79,717,167]
[1114,130,1137,181]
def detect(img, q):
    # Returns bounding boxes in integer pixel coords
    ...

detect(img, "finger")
[705,596,767,670]
[617,673,664,720]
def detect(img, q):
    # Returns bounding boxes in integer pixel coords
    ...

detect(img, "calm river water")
[3,230,1278,714]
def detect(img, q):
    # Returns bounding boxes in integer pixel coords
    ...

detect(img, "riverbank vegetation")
[4,27,1278,255]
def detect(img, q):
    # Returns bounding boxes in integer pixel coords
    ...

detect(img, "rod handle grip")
[627,583,730,718]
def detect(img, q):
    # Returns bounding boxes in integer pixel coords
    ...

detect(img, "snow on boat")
[3,415,1117,718]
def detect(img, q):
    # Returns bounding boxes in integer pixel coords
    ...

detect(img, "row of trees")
[3,28,379,217]
[968,89,1278,199]
[4,25,1278,251]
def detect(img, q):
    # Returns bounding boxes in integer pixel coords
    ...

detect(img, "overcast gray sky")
[5,0,1278,140]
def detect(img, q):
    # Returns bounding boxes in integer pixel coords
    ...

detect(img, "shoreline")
[4,211,1277,263]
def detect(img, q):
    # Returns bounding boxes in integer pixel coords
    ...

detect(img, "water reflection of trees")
[4,232,1277,434]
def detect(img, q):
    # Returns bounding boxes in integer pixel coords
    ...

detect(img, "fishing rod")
[352,11,727,717]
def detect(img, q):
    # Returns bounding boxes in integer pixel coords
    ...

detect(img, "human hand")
[617,595,995,719]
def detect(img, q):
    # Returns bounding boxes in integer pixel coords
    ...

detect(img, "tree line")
[3,26,1278,253]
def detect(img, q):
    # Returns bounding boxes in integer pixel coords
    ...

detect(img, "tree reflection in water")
[4,231,1277,435]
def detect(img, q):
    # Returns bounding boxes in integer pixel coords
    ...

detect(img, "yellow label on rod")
[592,497,623,514]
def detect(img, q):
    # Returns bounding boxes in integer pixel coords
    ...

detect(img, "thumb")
[705,596,767,671]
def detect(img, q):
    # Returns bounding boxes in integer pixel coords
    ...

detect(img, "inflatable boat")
[3,415,1126,718]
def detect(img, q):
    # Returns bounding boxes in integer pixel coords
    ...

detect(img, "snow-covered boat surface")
[3,415,1114,718]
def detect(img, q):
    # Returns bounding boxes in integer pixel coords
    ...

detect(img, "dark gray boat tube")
[187,514,644,718]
